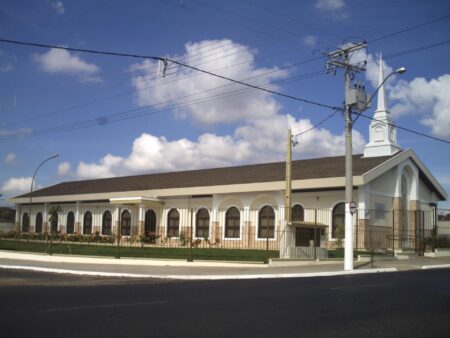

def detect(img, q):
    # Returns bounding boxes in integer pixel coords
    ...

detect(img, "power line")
[0,70,327,140]
[161,0,307,50]
[2,53,324,129]
[1,38,449,146]
[242,0,343,42]
[369,13,450,44]
[293,109,340,138]
[355,112,450,145]
[0,38,338,111]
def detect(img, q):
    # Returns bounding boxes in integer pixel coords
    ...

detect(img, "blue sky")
[0,0,449,209]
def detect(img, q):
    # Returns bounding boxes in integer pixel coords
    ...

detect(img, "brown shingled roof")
[17,153,396,198]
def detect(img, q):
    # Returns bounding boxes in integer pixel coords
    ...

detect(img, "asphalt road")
[1,268,449,338]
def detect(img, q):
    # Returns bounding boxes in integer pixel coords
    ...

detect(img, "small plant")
[192,238,202,248]
[208,237,221,246]
[179,232,186,246]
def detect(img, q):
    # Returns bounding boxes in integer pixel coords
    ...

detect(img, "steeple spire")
[363,52,401,157]
[377,53,388,112]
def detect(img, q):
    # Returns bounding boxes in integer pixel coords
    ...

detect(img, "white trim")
[363,149,446,200]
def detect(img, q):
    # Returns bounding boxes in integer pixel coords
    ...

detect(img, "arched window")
[196,208,210,238]
[22,213,29,233]
[258,206,275,239]
[102,211,112,235]
[292,204,304,222]
[35,212,43,233]
[121,210,131,236]
[225,207,240,238]
[145,210,156,236]
[83,211,92,235]
[50,210,59,233]
[332,203,345,239]
[66,212,75,234]
[167,209,179,238]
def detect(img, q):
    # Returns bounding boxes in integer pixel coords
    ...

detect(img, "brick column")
[356,218,369,251]
[392,197,401,251]
[409,200,419,251]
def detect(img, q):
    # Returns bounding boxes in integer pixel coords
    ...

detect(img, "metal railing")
[3,208,449,262]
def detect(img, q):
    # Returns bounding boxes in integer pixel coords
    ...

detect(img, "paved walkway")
[1,250,450,280]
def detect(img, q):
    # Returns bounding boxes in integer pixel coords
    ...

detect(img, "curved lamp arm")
[27,153,60,232]
[353,67,406,125]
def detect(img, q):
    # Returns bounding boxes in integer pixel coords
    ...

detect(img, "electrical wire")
[0,70,327,140]
[1,37,449,145]
[369,13,450,44]
[242,0,343,42]
[293,109,340,138]
[0,38,337,111]
[355,112,450,145]
[5,10,448,128]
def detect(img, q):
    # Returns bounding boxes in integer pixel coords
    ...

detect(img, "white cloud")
[57,161,71,176]
[315,0,345,11]
[51,1,65,15]
[389,75,450,137]
[347,47,450,138]
[303,35,318,47]
[4,153,16,165]
[76,113,365,180]
[130,39,288,125]
[1,177,32,195]
[315,0,347,18]
[344,48,395,90]
[0,128,32,138]
[75,38,367,179]
[32,48,101,82]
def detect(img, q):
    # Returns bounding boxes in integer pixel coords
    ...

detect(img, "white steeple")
[363,54,401,158]
[377,53,388,112]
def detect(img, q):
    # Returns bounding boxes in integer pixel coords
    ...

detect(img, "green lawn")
[0,240,279,262]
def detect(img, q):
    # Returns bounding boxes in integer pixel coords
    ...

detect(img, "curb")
[421,264,450,270]
[0,250,266,268]
[0,264,398,280]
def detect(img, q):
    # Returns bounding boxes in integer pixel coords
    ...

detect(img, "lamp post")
[26,153,60,236]
[343,67,406,271]
[353,67,406,125]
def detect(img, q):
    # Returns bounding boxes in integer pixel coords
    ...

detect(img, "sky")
[0,0,449,209]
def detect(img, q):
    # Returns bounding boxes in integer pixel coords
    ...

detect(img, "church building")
[9,59,447,258]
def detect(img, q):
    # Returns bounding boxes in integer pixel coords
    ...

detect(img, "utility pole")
[326,42,368,271]
[285,129,292,225]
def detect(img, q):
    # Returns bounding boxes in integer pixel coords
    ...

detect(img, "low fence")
[2,208,450,262]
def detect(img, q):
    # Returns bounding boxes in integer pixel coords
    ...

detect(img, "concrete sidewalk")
[1,250,450,280]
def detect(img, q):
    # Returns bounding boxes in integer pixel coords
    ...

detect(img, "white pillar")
[138,204,145,235]
[75,201,80,223]
[15,204,20,223]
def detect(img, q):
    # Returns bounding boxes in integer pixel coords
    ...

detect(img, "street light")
[354,67,407,123]
[344,67,406,271]
[25,153,60,235]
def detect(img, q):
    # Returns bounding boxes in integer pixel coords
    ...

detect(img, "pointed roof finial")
[377,53,388,112]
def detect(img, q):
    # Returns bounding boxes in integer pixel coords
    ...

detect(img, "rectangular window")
[374,203,386,221]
